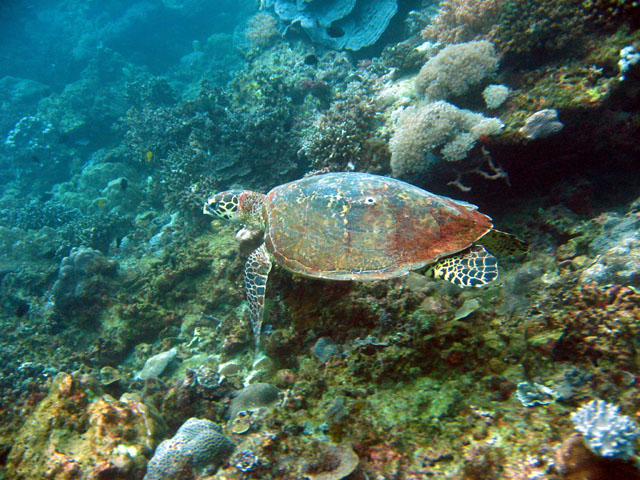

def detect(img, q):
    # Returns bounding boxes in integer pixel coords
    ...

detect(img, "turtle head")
[203,190,266,225]
[203,190,244,220]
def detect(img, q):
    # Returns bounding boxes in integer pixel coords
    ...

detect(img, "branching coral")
[298,82,385,172]
[571,399,640,459]
[389,100,504,177]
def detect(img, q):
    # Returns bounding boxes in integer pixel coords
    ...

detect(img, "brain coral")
[144,418,235,480]
[415,41,499,100]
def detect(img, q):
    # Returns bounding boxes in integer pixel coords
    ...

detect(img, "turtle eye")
[363,196,377,205]
[203,191,241,219]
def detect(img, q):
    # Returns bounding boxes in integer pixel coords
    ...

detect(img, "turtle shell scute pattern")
[263,172,493,280]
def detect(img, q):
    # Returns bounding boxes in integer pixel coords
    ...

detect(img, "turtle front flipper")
[431,245,498,287]
[245,243,272,348]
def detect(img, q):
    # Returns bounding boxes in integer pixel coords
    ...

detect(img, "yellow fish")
[146,151,153,162]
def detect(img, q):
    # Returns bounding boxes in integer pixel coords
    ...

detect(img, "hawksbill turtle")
[204,172,527,347]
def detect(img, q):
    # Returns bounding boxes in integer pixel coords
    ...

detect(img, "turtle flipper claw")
[431,245,498,287]
[245,243,272,348]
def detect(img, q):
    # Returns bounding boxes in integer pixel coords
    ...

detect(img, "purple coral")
[143,418,235,480]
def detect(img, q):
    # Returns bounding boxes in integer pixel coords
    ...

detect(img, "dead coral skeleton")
[447,147,510,192]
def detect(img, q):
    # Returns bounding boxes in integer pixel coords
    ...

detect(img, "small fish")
[146,151,153,162]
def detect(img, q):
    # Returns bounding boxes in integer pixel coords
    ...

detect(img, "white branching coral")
[571,399,639,460]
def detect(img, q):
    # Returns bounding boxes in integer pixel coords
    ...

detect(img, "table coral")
[262,0,397,51]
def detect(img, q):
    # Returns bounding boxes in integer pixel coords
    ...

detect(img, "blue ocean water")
[1,1,640,479]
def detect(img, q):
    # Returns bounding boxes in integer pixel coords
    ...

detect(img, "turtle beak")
[203,196,217,216]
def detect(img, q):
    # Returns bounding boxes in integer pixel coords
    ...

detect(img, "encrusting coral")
[6,372,166,480]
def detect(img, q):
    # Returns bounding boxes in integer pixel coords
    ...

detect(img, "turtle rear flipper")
[479,229,529,256]
[245,243,272,349]
[431,245,498,287]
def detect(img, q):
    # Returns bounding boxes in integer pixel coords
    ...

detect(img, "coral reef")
[229,383,281,420]
[421,0,504,45]
[0,77,51,137]
[6,372,166,479]
[51,246,118,311]
[571,399,640,460]
[580,212,640,287]
[144,418,235,480]
[422,0,640,63]
[415,40,499,100]
[389,100,504,176]
[1,1,640,479]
